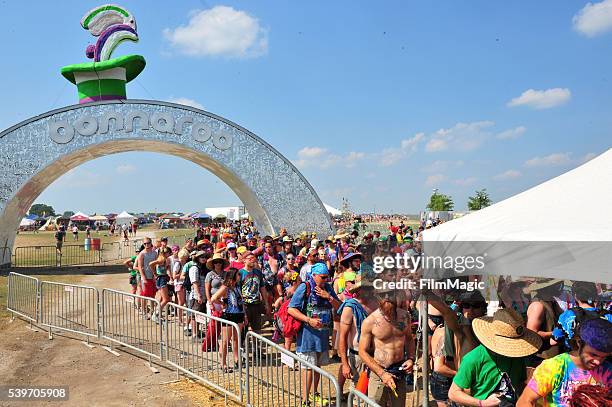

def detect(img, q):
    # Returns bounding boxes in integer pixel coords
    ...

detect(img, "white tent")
[19,218,35,227]
[115,211,135,226]
[323,203,341,216]
[423,149,612,283]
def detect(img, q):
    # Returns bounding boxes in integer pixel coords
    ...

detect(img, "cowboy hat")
[472,308,542,357]
[282,236,293,243]
[206,253,230,270]
[334,229,349,240]
[341,252,363,267]
[191,250,206,259]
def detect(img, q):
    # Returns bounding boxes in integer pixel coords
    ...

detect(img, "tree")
[467,189,492,211]
[29,203,55,217]
[427,192,454,211]
[63,211,75,218]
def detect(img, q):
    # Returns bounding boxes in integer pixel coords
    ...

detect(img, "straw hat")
[523,278,563,294]
[334,229,349,240]
[472,308,542,357]
[206,253,230,270]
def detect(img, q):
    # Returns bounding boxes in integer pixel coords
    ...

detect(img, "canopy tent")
[115,211,135,226]
[70,212,90,221]
[323,203,341,216]
[213,214,227,220]
[191,212,211,219]
[38,216,57,231]
[90,214,109,222]
[423,148,612,283]
[19,218,35,227]
[25,213,43,221]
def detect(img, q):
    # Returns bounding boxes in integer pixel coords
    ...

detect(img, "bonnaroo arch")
[0,100,333,266]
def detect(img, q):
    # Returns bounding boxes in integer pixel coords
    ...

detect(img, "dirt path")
[0,272,198,407]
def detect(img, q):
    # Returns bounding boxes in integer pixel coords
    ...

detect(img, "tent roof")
[191,212,211,219]
[323,203,341,216]
[90,215,109,221]
[423,149,612,283]
[115,211,135,219]
[70,211,90,221]
[424,149,612,242]
[20,218,35,226]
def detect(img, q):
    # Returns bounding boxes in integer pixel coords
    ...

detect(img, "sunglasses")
[317,275,329,280]
[144,242,152,246]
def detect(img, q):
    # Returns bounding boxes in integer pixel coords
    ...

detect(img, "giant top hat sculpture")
[61,4,146,103]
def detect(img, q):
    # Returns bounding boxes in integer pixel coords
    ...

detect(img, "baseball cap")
[227,242,237,249]
[311,262,329,276]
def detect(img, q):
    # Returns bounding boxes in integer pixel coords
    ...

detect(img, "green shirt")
[452,344,526,400]
[129,255,137,276]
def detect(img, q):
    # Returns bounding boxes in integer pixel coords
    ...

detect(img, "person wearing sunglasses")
[288,262,341,407]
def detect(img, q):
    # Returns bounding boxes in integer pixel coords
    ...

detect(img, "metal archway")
[0,100,333,265]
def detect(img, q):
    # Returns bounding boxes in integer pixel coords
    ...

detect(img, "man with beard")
[518,318,612,406]
[359,290,416,406]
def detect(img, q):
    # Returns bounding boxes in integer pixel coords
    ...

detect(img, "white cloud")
[454,177,477,186]
[507,88,571,109]
[497,126,526,140]
[163,6,268,58]
[573,0,612,37]
[298,146,328,159]
[425,174,446,186]
[116,164,136,174]
[425,121,494,153]
[294,147,365,169]
[168,97,204,110]
[493,169,522,181]
[524,153,572,167]
[378,132,424,166]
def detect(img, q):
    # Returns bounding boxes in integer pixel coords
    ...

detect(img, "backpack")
[274,283,311,339]
[181,261,195,292]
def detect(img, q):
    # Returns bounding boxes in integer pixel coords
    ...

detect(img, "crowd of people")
[122,219,611,406]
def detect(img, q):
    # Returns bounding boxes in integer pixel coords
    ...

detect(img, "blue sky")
[1,1,611,214]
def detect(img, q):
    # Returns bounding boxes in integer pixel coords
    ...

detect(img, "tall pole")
[421,297,429,407]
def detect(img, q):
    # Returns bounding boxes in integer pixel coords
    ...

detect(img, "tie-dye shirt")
[528,353,612,406]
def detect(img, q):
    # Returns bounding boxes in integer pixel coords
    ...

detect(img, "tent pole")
[421,297,429,407]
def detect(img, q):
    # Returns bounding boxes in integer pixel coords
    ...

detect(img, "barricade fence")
[245,331,342,407]
[347,389,381,407]
[6,274,354,407]
[7,272,39,323]
[101,288,163,360]
[165,302,243,402]
[39,281,99,340]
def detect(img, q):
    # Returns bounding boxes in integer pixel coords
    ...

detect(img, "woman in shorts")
[123,254,139,295]
[148,247,172,322]
[173,249,189,324]
[211,268,245,373]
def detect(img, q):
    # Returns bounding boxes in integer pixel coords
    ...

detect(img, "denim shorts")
[430,371,452,401]
[156,274,169,289]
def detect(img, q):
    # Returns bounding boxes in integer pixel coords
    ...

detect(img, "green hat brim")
[61,55,146,84]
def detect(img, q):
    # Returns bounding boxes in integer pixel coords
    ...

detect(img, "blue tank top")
[224,287,244,314]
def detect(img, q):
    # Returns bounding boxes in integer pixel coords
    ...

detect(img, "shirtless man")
[359,291,416,406]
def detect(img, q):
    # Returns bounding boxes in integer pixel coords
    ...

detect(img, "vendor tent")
[70,212,90,221]
[115,211,135,226]
[191,212,211,219]
[90,214,109,222]
[423,148,612,283]
[19,218,35,227]
[323,203,341,216]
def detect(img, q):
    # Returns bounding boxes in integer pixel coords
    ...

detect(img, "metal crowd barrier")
[164,303,243,403]
[13,246,59,267]
[347,389,381,407]
[245,331,342,407]
[7,272,39,323]
[101,288,164,361]
[39,281,99,341]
